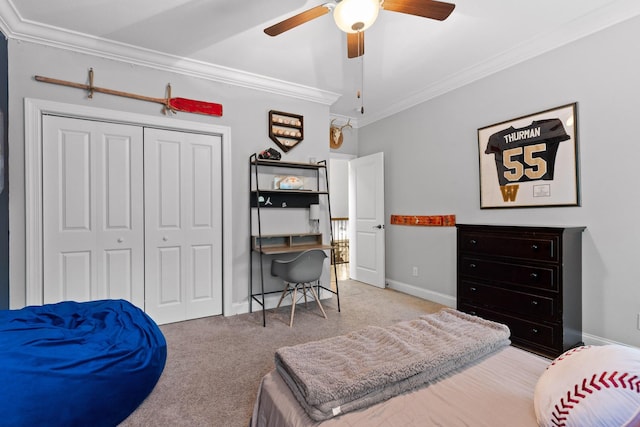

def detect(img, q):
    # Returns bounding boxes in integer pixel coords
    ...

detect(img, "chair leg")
[307,283,328,320]
[289,285,298,327]
[276,283,291,308]
[303,283,308,307]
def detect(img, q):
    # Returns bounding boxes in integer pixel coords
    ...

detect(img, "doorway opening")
[331,217,350,282]
[329,154,355,284]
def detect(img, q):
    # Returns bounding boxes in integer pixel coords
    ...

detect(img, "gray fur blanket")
[275,308,511,421]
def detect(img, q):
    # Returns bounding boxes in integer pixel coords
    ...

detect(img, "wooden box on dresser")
[456,224,586,359]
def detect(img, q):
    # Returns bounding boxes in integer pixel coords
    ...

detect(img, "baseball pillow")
[534,345,640,427]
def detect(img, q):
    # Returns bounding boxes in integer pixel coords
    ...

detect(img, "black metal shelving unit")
[249,153,341,326]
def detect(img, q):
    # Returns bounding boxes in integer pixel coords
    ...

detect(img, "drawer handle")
[469,287,477,292]
[469,263,477,268]
[531,300,538,306]
[531,244,539,250]
[469,239,477,245]
[531,328,539,334]
[530,272,538,279]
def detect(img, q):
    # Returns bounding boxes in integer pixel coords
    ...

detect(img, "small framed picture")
[478,103,579,208]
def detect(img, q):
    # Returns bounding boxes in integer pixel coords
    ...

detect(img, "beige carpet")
[120,279,445,427]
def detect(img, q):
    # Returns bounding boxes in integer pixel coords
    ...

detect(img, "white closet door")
[42,116,144,306]
[143,128,222,324]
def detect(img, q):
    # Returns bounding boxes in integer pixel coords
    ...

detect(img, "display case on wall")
[268,110,303,152]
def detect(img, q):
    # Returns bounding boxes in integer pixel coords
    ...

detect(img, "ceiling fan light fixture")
[333,0,379,33]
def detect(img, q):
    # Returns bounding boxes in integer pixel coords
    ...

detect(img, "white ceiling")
[2,0,640,126]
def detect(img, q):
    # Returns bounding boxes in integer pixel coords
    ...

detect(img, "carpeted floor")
[120,279,445,427]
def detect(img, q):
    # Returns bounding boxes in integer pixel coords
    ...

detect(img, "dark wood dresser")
[456,224,585,358]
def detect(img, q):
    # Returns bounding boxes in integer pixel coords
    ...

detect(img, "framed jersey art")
[478,103,579,208]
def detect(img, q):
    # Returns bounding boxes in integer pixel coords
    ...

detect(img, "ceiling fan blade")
[264,4,332,36]
[347,32,364,58]
[381,0,455,21]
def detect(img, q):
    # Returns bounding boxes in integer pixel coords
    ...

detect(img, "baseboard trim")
[581,332,632,347]
[385,279,456,308]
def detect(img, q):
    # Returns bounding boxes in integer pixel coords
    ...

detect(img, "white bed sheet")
[252,346,550,427]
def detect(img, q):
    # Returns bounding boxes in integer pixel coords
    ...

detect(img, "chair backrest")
[271,249,327,284]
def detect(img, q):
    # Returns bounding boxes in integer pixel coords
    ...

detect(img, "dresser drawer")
[459,256,559,291]
[458,304,560,356]
[458,231,558,262]
[459,281,557,321]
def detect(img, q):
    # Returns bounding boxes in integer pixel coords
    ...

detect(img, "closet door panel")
[100,132,143,302]
[60,131,91,230]
[43,116,144,306]
[157,140,182,228]
[60,251,92,301]
[185,136,222,319]
[192,143,213,228]
[192,244,214,300]
[158,246,182,304]
[144,128,222,324]
[103,249,133,299]
[144,136,184,323]
[104,135,134,229]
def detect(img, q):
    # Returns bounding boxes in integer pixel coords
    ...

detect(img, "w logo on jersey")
[500,185,519,202]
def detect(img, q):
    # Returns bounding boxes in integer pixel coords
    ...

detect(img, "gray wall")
[7,40,332,311]
[328,156,354,218]
[359,15,640,347]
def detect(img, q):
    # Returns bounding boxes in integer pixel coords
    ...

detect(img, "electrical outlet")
[412,267,418,277]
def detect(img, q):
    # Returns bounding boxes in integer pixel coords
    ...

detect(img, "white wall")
[7,40,332,313]
[328,156,354,218]
[358,14,640,346]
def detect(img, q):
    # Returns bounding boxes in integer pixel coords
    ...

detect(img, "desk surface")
[255,244,334,255]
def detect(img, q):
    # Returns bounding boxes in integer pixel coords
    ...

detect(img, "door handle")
[162,236,169,242]
[373,224,385,229]
[117,237,124,243]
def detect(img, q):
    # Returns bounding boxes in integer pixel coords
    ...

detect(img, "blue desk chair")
[271,249,329,327]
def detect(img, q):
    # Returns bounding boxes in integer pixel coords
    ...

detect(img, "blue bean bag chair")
[0,299,167,427]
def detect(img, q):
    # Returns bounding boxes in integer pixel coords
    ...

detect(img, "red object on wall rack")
[390,214,456,227]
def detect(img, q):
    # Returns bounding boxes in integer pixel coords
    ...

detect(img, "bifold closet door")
[42,116,145,306]
[143,128,223,324]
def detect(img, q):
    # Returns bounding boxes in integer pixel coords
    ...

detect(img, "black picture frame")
[477,103,579,209]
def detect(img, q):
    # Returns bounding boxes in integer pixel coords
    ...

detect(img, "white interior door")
[349,152,385,288]
[143,128,222,324]
[43,116,144,306]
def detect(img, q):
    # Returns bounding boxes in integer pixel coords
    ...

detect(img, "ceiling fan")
[264,0,456,58]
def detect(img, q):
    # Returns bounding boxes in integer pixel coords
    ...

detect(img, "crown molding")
[357,0,640,127]
[0,1,341,106]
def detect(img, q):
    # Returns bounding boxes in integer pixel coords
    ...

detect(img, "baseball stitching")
[550,370,640,426]
[547,346,592,369]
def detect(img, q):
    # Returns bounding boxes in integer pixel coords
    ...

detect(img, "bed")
[0,299,167,427]
[251,309,640,427]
